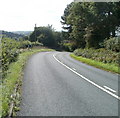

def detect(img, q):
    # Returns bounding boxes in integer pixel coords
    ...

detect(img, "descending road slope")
[18,51,119,116]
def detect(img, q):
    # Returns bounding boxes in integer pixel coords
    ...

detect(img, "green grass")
[70,53,119,74]
[1,48,53,117]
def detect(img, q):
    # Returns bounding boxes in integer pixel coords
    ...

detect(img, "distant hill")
[2,30,24,39]
[12,31,33,36]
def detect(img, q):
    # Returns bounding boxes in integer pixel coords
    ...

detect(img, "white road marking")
[73,68,76,71]
[104,86,117,93]
[53,54,120,100]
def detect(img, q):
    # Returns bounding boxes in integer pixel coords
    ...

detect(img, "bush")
[1,38,21,78]
[104,37,120,52]
[19,40,32,48]
[74,48,119,66]
[1,37,38,79]
[31,41,43,47]
[61,40,76,52]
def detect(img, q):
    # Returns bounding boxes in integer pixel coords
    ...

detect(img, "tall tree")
[61,2,120,48]
[29,26,55,47]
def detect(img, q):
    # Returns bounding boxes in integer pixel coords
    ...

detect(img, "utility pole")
[34,24,37,42]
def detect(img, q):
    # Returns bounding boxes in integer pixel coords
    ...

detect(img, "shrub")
[1,38,21,78]
[1,37,38,79]
[31,41,43,47]
[104,37,120,52]
[74,48,119,66]
[62,40,76,52]
[19,40,32,48]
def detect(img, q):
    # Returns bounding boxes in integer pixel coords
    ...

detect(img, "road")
[18,51,119,116]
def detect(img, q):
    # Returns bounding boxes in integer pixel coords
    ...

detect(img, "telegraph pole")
[34,24,37,42]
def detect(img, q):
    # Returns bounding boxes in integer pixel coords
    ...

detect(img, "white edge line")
[53,54,120,100]
[104,86,117,93]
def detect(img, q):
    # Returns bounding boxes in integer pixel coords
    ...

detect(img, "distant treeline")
[13,31,32,36]
[2,30,24,39]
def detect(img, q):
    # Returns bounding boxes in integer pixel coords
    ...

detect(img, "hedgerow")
[1,36,51,117]
[74,48,119,66]
[1,48,53,117]
[1,38,21,79]
[1,37,41,80]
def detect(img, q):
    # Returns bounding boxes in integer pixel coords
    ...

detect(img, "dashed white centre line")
[104,86,117,93]
[73,68,76,71]
[53,54,120,100]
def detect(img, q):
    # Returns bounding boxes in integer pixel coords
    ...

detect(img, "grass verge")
[70,53,119,74]
[1,48,53,117]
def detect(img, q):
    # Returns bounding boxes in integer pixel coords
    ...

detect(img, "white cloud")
[1,0,73,31]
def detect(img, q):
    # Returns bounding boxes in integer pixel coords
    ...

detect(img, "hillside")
[2,30,24,39]
[12,31,32,36]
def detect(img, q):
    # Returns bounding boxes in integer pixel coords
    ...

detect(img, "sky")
[1,0,73,32]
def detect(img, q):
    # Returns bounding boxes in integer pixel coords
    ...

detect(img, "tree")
[61,2,120,49]
[53,31,62,47]
[61,2,74,32]
[29,26,55,47]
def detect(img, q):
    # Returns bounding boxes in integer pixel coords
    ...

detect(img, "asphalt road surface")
[18,51,119,116]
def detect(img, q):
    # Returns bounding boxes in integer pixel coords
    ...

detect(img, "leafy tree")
[61,2,74,32]
[61,2,120,49]
[29,26,55,47]
[53,31,62,47]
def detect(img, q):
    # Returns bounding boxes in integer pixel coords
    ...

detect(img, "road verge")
[1,48,53,117]
[70,53,119,74]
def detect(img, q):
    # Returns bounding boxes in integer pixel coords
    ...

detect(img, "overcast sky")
[1,0,73,31]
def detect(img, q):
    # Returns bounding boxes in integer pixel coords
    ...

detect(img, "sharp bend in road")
[18,51,119,116]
